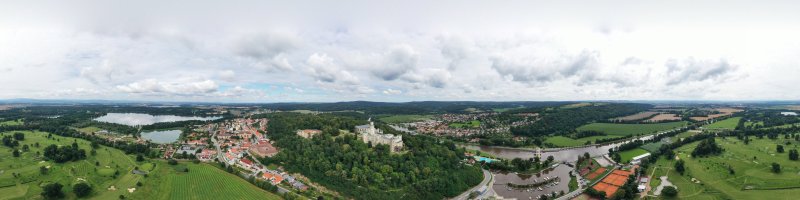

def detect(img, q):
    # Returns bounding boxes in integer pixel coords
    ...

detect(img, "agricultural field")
[704,117,741,130]
[378,115,433,123]
[130,162,281,200]
[690,108,743,121]
[449,120,480,128]
[0,119,23,126]
[576,121,688,136]
[561,103,593,109]
[618,148,649,163]
[612,111,659,121]
[648,136,800,199]
[645,114,681,122]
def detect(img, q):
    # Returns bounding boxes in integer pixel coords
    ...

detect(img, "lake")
[94,113,222,126]
[141,130,182,144]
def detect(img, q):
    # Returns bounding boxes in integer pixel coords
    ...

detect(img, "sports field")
[576,121,688,136]
[379,115,433,123]
[645,136,800,199]
[618,148,649,163]
[704,117,741,129]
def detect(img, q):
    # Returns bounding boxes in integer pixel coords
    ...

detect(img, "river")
[462,129,672,162]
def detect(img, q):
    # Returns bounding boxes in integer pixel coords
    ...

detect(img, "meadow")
[378,115,433,123]
[0,119,23,126]
[576,121,688,136]
[704,117,741,129]
[645,136,800,199]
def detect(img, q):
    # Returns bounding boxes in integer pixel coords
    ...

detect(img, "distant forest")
[510,103,653,137]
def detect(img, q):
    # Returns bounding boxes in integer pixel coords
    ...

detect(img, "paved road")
[451,169,493,200]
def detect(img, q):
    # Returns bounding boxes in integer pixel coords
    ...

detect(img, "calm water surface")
[94,113,221,126]
[141,130,182,144]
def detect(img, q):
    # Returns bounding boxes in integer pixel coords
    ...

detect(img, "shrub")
[73,182,92,197]
[41,183,65,199]
[662,186,678,197]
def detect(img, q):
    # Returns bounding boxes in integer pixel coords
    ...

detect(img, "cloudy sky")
[2,1,800,102]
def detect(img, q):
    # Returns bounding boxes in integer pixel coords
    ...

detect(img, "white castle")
[356,119,403,152]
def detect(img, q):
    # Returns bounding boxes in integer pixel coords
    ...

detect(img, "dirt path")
[653,175,676,195]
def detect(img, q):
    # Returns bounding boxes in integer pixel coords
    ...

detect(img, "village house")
[198,149,216,161]
[262,172,285,185]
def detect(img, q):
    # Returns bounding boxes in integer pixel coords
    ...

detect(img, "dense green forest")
[510,103,652,137]
[261,113,483,200]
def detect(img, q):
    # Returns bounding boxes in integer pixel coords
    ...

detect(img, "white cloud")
[115,78,219,96]
[1,1,800,101]
[382,89,402,95]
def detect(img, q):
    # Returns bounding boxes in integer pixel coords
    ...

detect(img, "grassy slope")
[0,131,140,200]
[0,131,281,200]
[646,137,800,199]
[577,121,688,136]
[705,117,741,129]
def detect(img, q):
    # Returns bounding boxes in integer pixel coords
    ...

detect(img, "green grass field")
[0,131,280,200]
[618,148,649,163]
[640,142,666,153]
[378,115,433,123]
[0,119,23,126]
[131,162,281,200]
[449,120,480,128]
[705,117,741,129]
[645,136,800,199]
[545,135,617,147]
[577,121,688,136]
[0,130,143,200]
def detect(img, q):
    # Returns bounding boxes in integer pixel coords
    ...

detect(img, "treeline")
[261,101,568,115]
[738,110,800,130]
[43,142,87,163]
[510,103,652,137]
[260,112,483,200]
[570,130,606,139]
